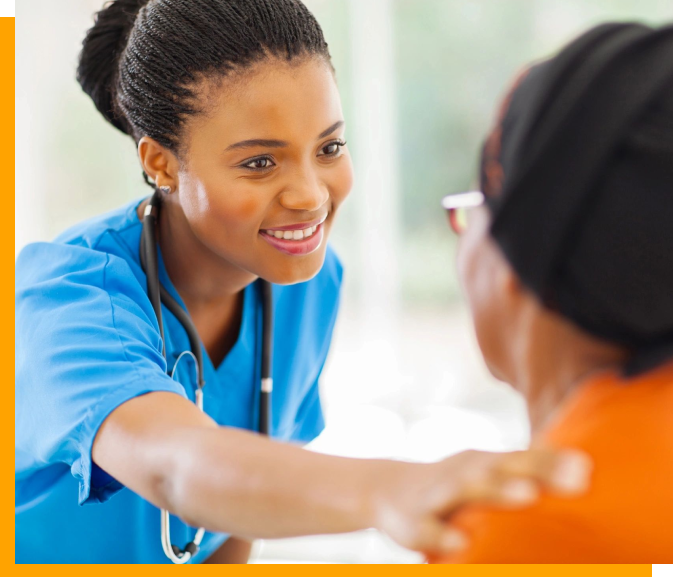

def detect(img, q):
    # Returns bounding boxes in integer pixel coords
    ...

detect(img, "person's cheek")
[338,154,355,200]
[181,176,259,262]
[212,194,260,230]
[203,180,266,245]
[458,231,501,372]
[329,155,354,212]
[457,230,479,310]
[177,172,209,219]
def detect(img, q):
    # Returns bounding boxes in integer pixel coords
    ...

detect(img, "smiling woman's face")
[170,56,353,286]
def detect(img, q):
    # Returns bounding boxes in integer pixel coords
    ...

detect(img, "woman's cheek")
[335,155,354,205]
[324,155,354,212]
[456,233,475,302]
[213,193,260,225]
[458,233,496,359]
[177,173,216,227]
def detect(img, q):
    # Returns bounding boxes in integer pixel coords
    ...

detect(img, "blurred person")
[437,22,673,563]
[14,0,589,564]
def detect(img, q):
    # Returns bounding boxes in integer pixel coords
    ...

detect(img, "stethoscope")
[140,191,274,563]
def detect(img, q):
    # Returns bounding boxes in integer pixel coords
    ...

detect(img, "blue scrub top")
[15,199,343,564]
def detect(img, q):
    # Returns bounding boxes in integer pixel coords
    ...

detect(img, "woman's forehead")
[188,57,342,145]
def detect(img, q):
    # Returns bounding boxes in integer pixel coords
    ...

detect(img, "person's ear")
[138,137,179,192]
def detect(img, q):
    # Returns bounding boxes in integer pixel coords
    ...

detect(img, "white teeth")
[265,224,320,241]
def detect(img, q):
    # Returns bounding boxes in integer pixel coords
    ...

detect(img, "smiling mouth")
[260,214,328,241]
[263,223,318,241]
[259,215,328,256]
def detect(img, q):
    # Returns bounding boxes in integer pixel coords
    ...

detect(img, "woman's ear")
[138,136,179,191]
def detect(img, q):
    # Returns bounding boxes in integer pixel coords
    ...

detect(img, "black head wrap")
[480,23,673,375]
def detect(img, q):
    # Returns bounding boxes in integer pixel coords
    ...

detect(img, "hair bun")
[77,0,150,134]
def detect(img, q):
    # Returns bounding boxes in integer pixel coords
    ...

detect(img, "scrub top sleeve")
[15,244,187,506]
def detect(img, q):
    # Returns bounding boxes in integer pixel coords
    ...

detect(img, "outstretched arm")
[93,391,590,555]
[203,537,253,564]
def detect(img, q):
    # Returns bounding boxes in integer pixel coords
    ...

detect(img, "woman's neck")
[139,198,257,366]
[512,313,628,433]
[522,356,615,433]
[156,201,257,305]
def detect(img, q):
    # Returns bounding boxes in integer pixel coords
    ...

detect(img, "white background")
[1,0,14,17]
[654,566,673,577]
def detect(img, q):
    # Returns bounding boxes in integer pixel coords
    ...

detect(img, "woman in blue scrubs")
[15,0,590,564]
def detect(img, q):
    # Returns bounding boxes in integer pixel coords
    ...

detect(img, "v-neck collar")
[130,196,257,378]
[154,239,256,378]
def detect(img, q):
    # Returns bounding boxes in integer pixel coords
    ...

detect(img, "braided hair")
[77,0,331,160]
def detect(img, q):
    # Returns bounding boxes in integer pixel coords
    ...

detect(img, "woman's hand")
[369,448,591,555]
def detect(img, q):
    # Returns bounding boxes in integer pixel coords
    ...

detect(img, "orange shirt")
[432,361,673,563]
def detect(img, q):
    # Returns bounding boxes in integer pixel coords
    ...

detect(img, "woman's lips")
[263,214,327,232]
[260,222,325,256]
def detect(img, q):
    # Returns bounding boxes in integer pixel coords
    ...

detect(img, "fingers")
[379,448,592,556]
[401,518,468,556]
[434,526,468,556]
[456,475,540,510]
[432,448,592,515]
[492,448,592,495]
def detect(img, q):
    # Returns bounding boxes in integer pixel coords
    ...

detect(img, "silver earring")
[158,185,173,194]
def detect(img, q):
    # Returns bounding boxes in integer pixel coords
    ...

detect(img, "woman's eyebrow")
[225,121,344,151]
[318,120,344,139]
[225,138,288,151]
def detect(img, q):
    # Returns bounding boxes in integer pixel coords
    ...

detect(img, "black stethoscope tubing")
[140,191,273,562]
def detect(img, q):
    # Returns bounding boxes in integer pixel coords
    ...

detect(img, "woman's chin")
[483,356,516,389]
[260,249,327,286]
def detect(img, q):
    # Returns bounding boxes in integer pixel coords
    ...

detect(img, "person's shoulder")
[540,363,673,518]
[433,363,673,563]
[54,198,143,249]
[16,199,145,290]
[543,362,673,457]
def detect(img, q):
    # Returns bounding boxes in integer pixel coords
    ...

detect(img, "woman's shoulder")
[544,360,673,445]
[16,200,142,271]
[16,199,146,295]
[53,198,144,250]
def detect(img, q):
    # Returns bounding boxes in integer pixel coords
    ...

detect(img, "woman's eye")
[243,157,275,170]
[319,140,346,157]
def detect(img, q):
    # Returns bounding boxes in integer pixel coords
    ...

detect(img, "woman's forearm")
[165,426,403,539]
[203,537,253,563]
[94,391,591,555]
[94,392,403,539]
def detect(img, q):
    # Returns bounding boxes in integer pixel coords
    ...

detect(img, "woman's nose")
[278,168,330,212]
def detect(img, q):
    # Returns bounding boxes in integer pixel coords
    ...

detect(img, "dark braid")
[77,0,331,161]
